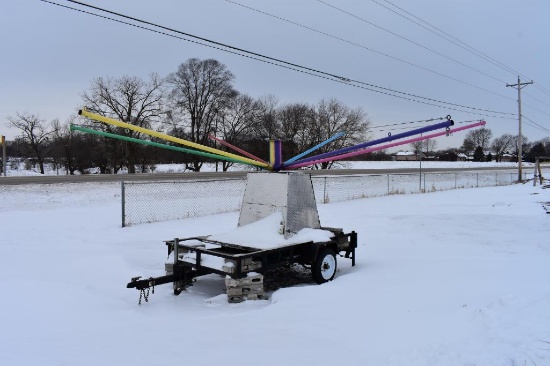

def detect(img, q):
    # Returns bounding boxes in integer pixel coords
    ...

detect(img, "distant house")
[393,151,424,161]
[439,152,458,161]
[500,153,515,162]
[457,153,467,162]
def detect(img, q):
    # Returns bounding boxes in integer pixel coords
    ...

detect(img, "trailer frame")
[127,228,357,297]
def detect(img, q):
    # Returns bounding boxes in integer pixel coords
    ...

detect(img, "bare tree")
[424,138,438,155]
[491,133,514,162]
[215,94,262,171]
[409,140,424,156]
[245,98,369,168]
[526,141,546,162]
[461,128,493,153]
[167,58,237,171]
[6,112,55,174]
[512,135,530,160]
[279,102,315,157]
[409,139,436,159]
[310,99,370,169]
[278,99,370,169]
[51,117,88,175]
[252,94,280,141]
[242,94,281,160]
[81,74,165,173]
[541,137,550,155]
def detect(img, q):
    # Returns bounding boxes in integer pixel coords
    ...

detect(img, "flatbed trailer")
[127,227,356,298]
[127,171,358,303]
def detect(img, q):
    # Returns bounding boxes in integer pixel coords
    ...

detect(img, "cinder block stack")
[225,273,265,303]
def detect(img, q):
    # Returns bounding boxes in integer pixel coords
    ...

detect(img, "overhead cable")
[315,0,508,86]
[228,0,515,102]
[42,0,515,119]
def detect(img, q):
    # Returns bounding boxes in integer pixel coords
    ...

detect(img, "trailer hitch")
[127,273,188,304]
[127,276,156,304]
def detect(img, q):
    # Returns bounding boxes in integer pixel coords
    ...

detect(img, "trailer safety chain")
[138,278,155,305]
[138,288,148,305]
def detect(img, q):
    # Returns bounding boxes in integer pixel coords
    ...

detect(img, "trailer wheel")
[312,248,337,284]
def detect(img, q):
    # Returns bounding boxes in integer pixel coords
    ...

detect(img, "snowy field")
[1,178,550,365]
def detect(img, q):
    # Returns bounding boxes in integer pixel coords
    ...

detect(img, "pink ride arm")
[208,135,268,164]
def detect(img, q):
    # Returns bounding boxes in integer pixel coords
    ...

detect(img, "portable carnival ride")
[129,171,357,303]
[74,108,486,303]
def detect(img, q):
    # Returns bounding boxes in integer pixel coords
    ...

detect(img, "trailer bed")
[205,211,335,250]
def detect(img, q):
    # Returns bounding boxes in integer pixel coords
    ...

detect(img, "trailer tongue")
[127,172,357,303]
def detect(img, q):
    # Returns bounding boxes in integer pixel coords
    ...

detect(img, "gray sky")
[1,0,549,151]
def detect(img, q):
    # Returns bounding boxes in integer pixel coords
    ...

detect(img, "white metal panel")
[238,172,320,238]
[238,173,289,227]
[285,173,320,235]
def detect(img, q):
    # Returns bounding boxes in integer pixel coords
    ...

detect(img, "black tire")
[311,248,337,284]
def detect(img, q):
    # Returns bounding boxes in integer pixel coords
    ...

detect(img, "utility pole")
[1,135,6,177]
[506,76,533,181]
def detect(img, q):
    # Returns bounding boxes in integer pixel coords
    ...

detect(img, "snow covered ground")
[1,179,550,365]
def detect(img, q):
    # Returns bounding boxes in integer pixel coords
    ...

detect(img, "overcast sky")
[1,0,549,151]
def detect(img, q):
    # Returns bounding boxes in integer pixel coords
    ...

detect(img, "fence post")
[455,173,457,189]
[1,135,6,177]
[323,177,327,204]
[423,173,426,192]
[476,173,479,188]
[387,174,390,195]
[121,181,126,228]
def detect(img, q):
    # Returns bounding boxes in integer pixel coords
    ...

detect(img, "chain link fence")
[122,178,246,226]
[121,170,530,226]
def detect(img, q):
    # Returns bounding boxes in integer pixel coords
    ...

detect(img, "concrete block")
[228,295,244,303]
[240,274,263,285]
[243,261,262,271]
[244,293,268,301]
[245,293,259,300]
[226,287,243,296]
[222,263,235,274]
[242,285,263,294]
[225,277,238,288]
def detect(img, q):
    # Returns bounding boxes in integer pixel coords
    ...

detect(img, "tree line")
[4,58,371,174]
[458,128,550,162]
[405,127,549,163]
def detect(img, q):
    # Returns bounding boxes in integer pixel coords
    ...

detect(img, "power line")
[227,0,515,102]
[320,0,550,117]
[369,116,446,129]
[368,119,482,133]
[522,115,550,133]
[523,92,550,110]
[372,0,550,97]
[42,0,515,119]
[523,121,549,134]
[314,0,509,86]
[533,84,550,98]
[370,0,523,78]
